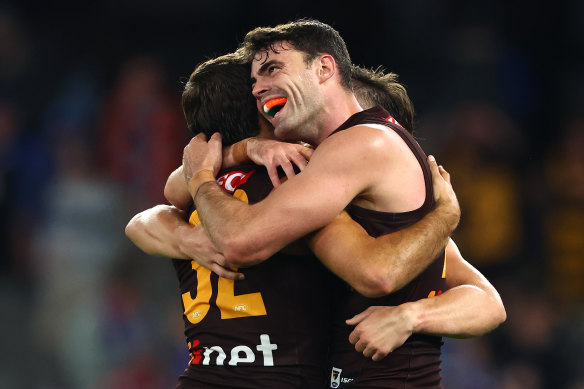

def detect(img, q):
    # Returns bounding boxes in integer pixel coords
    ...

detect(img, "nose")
[252,78,269,100]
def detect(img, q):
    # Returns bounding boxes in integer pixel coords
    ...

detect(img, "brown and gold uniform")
[173,164,331,389]
[327,107,447,389]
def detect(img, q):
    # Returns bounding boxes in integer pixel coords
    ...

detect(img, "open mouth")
[263,97,287,118]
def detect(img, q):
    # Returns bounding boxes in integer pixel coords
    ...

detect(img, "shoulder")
[317,124,411,164]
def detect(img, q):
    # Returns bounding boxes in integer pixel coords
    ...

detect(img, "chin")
[273,125,293,141]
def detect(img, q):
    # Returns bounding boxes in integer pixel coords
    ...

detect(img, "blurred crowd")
[1,1,583,388]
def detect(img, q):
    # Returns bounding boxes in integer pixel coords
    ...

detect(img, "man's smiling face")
[251,41,325,142]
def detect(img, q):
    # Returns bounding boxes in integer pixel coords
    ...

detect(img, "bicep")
[244,145,367,247]
[444,239,496,293]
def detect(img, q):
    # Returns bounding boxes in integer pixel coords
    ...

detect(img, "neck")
[312,88,362,146]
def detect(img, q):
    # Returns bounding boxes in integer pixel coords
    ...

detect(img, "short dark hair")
[182,51,260,146]
[242,19,353,90]
[352,65,415,132]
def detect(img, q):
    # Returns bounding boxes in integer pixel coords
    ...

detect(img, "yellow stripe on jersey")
[233,189,249,204]
[182,263,212,324]
[442,250,447,279]
[189,210,201,226]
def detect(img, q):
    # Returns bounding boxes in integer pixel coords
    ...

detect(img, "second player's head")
[182,51,261,146]
[352,65,415,133]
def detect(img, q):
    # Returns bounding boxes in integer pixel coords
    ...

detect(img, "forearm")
[164,167,191,210]
[194,181,275,266]
[404,283,505,338]
[310,204,454,298]
[194,175,343,266]
[222,138,251,167]
[125,205,190,259]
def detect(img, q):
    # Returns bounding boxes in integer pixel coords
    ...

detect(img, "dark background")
[1,1,583,388]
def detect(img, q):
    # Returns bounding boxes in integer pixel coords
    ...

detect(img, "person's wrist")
[435,200,460,234]
[232,138,250,163]
[176,223,192,258]
[399,301,421,334]
[188,169,216,198]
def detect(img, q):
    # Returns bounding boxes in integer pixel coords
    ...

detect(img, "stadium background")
[1,0,583,388]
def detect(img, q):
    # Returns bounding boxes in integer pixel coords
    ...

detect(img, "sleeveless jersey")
[327,107,446,389]
[173,164,331,389]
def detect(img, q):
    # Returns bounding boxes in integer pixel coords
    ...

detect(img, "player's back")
[173,164,331,389]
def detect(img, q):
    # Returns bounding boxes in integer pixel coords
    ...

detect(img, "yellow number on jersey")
[182,189,266,324]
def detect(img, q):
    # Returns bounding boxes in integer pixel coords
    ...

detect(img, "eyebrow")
[251,59,284,84]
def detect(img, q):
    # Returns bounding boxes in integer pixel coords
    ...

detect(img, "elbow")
[163,184,174,205]
[353,268,398,298]
[485,292,507,332]
[125,217,140,242]
[493,299,507,327]
[470,297,507,337]
[125,217,154,256]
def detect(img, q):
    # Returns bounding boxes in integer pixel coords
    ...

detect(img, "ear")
[316,54,336,84]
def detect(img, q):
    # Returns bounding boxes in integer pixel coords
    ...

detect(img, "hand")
[177,223,244,280]
[346,305,415,361]
[247,138,314,187]
[183,133,223,184]
[427,155,460,232]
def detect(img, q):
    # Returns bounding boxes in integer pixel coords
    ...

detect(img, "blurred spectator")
[542,117,584,303]
[0,101,51,275]
[31,132,125,388]
[420,102,526,270]
[0,8,32,83]
[28,72,126,388]
[98,56,186,211]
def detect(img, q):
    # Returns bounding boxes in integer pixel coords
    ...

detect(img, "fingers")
[345,306,374,326]
[348,327,360,345]
[427,155,441,180]
[289,151,308,171]
[209,132,222,143]
[438,165,451,184]
[362,345,376,359]
[266,165,282,188]
[210,263,245,280]
[194,132,207,142]
[353,336,391,361]
[372,350,389,362]
[279,158,296,182]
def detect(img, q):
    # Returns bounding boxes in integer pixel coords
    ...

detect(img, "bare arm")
[166,137,312,207]
[125,205,189,258]
[165,167,191,209]
[309,156,459,297]
[408,239,506,337]
[184,130,391,267]
[224,137,313,187]
[125,204,242,280]
[346,239,506,361]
